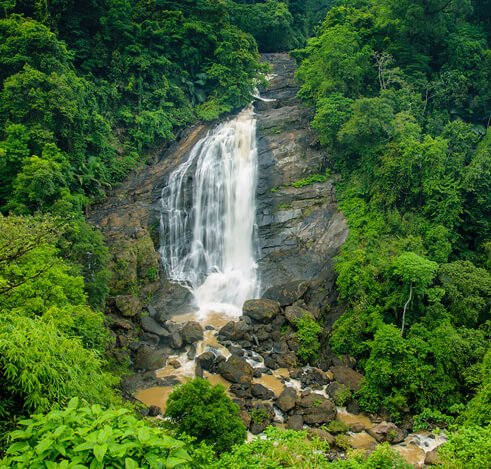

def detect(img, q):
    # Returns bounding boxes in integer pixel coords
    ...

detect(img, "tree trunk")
[401,283,413,336]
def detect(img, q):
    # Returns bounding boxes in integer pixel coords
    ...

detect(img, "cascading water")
[160,106,259,317]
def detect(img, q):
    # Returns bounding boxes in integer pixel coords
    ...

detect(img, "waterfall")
[160,106,259,317]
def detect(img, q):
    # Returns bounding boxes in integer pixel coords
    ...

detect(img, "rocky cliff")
[255,54,348,312]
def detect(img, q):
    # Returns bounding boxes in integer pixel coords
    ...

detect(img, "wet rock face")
[255,53,348,304]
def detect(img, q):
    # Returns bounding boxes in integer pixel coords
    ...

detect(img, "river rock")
[291,367,331,387]
[197,351,215,371]
[285,304,315,324]
[367,422,405,444]
[181,321,204,344]
[140,316,169,337]
[251,383,275,400]
[330,366,363,392]
[139,332,160,347]
[115,294,142,317]
[243,299,281,323]
[425,449,441,465]
[297,394,337,425]
[169,331,183,349]
[262,280,310,306]
[286,414,304,430]
[219,320,250,341]
[134,346,166,371]
[230,383,253,399]
[218,355,253,384]
[276,387,297,413]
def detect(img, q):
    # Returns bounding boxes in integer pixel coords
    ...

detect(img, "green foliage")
[213,427,330,468]
[332,385,352,407]
[165,378,246,454]
[0,398,190,468]
[294,314,322,363]
[297,0,491,422]
[413,408,455,431]
[0,214,117,439]
[438,425,491,469]
[291,169,330,187]
[0,315,117,415]
[325,420,349,434]
[330,442,412,468]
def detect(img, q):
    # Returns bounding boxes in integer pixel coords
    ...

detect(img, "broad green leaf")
[125,458,139,469]
[93,444,107,463]
[73,441,95,452]
[35,438,54,455]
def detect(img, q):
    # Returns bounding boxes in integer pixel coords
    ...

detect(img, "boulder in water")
[251,383,275,400]
[218,355,253,384]
[197,352,215,371]
[219,320,250,341]
[367,422,405,444]
[243,299,281,323]
[181,321,203,344]
[276,387,297,413]
[298,394,337,425]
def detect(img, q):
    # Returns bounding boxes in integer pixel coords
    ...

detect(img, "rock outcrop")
[255,54,348,308]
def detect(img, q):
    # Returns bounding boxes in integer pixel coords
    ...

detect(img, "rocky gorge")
[89,54,446,467]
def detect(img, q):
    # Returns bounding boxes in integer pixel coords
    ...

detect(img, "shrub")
[165,379,246,454]
[0,398,190,468]
[294,315,322,363]
[438,425,491,469]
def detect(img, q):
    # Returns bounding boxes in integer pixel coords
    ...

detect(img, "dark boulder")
[181,321,203,344]
[230,383,252,399]
[196,352,215,371]
[218,355,254,384]
[276,387,297,413]
[297,394,337,425]
[367,422,405,444]
[284,304,315,325]
[286,414,304,430]
[219,320,250,341]
[251,383,275,400]
[140,316,169,337]
[250,404,274,434]
[243,299,281,323]
[134,346,166,371]
[331,366,363,392]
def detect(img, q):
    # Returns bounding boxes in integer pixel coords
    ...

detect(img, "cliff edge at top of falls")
[88,53,348,322]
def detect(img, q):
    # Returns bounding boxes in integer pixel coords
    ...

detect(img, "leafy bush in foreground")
[1,398,190,468]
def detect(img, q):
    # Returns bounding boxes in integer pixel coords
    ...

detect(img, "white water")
[160,106,259,317]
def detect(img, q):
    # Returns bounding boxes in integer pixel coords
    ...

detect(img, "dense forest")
[0,0,490,467]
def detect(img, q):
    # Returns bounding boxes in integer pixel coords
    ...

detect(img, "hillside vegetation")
[0,0,489,467]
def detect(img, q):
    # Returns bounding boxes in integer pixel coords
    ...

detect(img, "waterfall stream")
[160,105,259,317]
